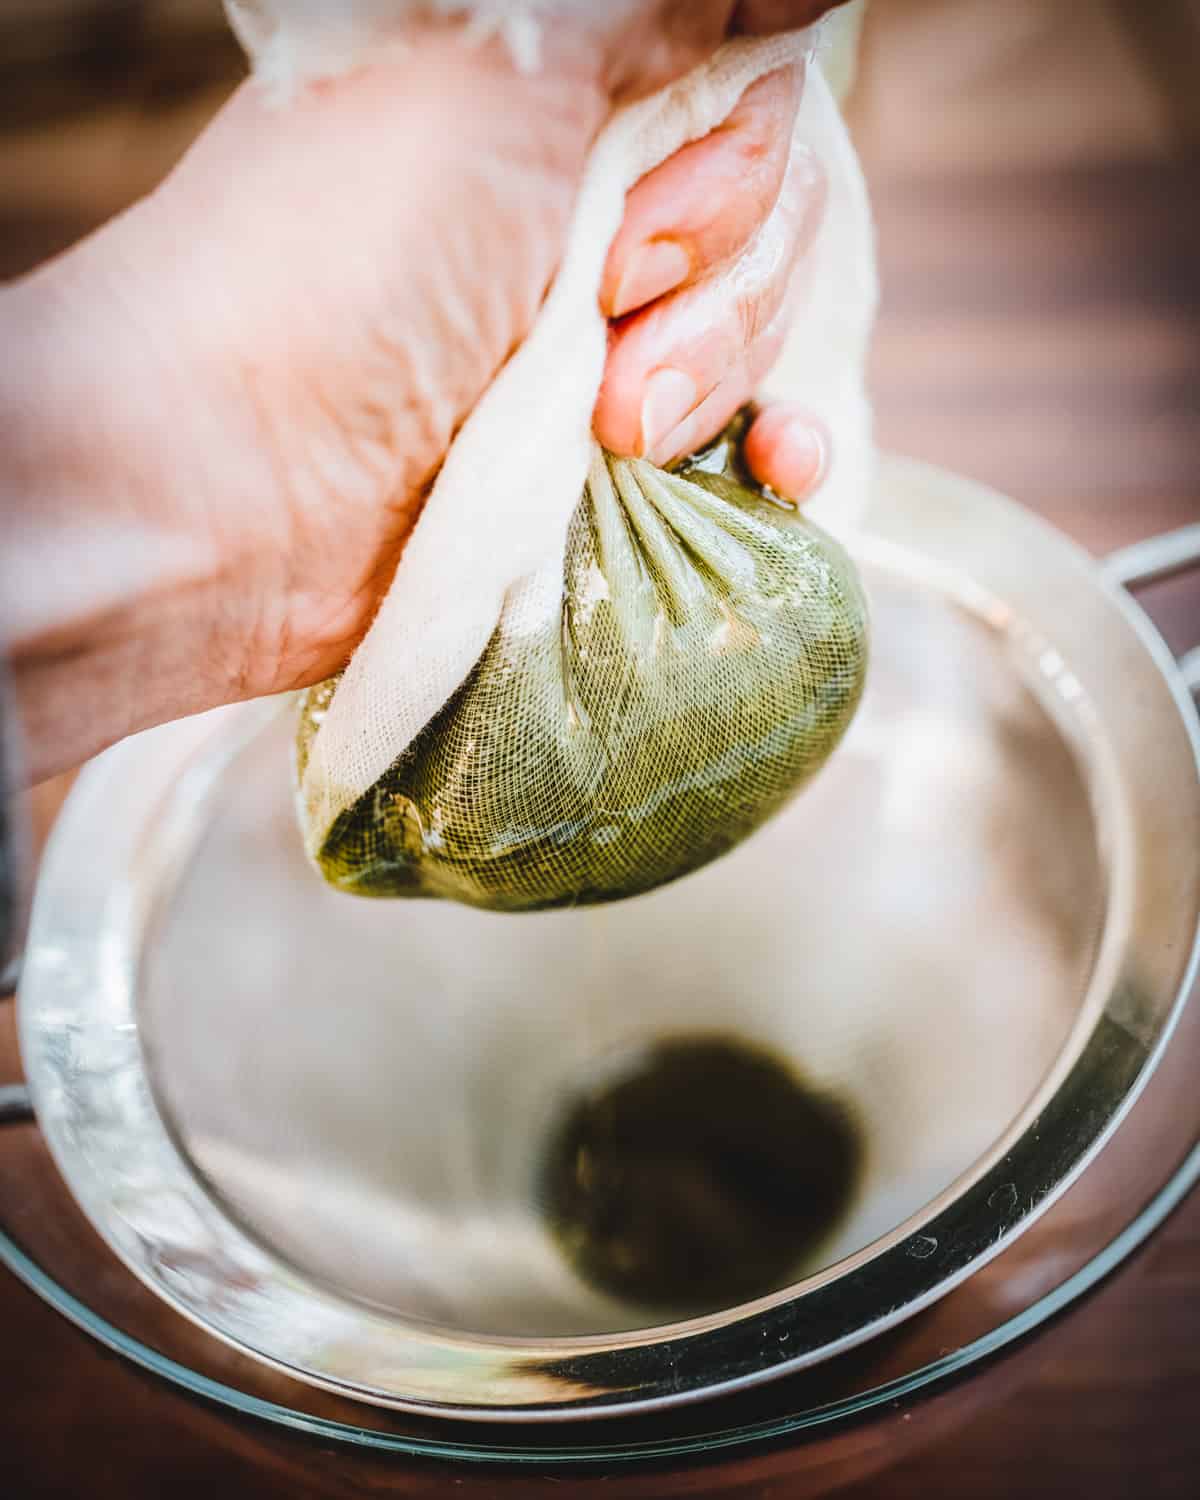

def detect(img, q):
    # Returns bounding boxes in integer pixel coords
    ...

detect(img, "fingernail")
[770,420,827,499]
[640,368,699,458]
[611,239,691,318]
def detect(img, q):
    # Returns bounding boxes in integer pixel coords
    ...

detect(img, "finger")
[594,143,825,458]
[632,305,791,467]
[600,64,803,319]
[743,403,829,500]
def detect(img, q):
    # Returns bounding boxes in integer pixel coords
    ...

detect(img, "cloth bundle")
[227,2,879,912]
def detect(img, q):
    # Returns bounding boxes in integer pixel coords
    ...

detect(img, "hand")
[0,2,846,779]
[595,63,828,498]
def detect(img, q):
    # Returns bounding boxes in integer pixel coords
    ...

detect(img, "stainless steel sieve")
[8,457,1200,1422]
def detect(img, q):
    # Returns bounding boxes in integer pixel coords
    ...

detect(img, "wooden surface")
[1,1,1198,1495]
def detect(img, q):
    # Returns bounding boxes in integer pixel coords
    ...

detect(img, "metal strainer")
[10,457,1200,1421]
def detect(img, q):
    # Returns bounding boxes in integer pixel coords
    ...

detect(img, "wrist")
[0,237,252,778]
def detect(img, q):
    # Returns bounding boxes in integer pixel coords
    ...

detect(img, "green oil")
[539,1034,863,1316]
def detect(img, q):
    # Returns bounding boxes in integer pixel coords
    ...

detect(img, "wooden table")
[2,3,1198,1493]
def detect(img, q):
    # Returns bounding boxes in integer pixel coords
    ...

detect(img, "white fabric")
[763,47,877,539]
[224,5,878,852]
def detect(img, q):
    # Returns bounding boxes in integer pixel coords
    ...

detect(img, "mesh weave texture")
[296,415,868,911]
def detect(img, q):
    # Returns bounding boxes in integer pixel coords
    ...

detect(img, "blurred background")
[0,1,1197,1495]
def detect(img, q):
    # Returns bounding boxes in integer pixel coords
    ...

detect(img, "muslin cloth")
[224,1,878,875]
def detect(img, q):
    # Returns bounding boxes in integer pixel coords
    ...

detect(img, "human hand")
[0,2,846,778]
[595,61,828,498]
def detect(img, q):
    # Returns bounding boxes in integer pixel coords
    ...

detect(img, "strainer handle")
[0,958,32,1124]
[0,1085,32,1125]
[0,940,33,1124]
[0,656,32,1122]
[1103,523,1200,695]
[0,929,31,1121]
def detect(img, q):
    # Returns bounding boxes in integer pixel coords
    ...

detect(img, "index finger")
[599,63,803,320]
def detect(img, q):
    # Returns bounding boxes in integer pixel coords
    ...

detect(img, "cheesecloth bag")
[227,3,878,912]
